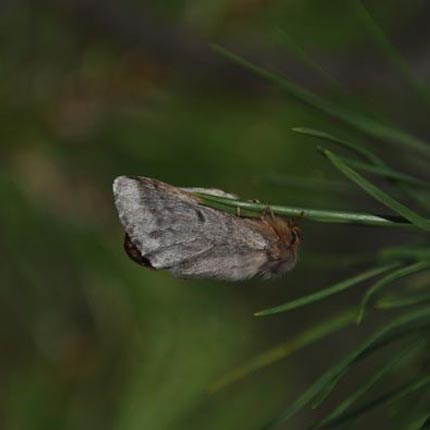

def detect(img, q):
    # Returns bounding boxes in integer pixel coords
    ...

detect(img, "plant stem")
[196,193,420,229]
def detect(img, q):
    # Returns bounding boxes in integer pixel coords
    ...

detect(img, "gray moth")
[113,175,300,281]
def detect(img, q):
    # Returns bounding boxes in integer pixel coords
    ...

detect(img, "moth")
[113,175,300,281]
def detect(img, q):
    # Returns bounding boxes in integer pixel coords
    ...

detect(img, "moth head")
[269,216,301,249]
[257,216,301,279]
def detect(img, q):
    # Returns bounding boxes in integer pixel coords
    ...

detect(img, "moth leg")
[262,205,269,218]
[269,206,276,219]
[287,210,304,230]
[286,219,302,243]
[262,204,276,220]
[290,223,302,244]
[235,206,241,217]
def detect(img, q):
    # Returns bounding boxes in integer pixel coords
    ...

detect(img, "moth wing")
[166,245,269,280]
[113,175,270,280]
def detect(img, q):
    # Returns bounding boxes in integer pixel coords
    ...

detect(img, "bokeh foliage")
[2,1,430,429]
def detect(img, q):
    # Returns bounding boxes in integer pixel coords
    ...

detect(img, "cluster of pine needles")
[198,2,430,429]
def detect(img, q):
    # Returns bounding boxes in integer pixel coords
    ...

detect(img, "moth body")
[113,175,300,281]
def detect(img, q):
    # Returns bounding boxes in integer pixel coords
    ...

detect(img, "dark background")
[2,1,430,429]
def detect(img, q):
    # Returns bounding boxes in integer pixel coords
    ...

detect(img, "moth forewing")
[113,175,300,281]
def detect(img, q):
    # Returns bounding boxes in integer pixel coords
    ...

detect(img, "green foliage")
[208,12,430,428]
[351,0,430,107]
[263,307,430,429]
[211,44,430,158]
[322,150,430,231]
[309,344,419,429]
[210,310,355,392]
[254,263,402,317]
[4,2,430,430]
[357,262,430,323]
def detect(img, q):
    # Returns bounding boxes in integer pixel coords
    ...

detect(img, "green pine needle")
[211,44,430,158]
[255,262,401,317]
[262,306,430,429]
[196,193,420,229]
[292,127,383,166]
[209,310,355,392]
[351,0,430,108]
[377,291,430,309]
[310,340,425,429]
[314,372,430,429]
[357,261,430,323]
[323,149,430,232]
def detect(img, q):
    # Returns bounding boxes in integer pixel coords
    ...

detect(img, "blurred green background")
[2,1,430,429]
